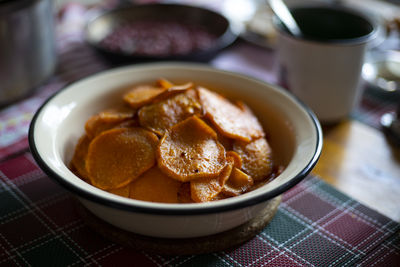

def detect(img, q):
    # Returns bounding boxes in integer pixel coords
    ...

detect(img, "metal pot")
[0,0,56,106]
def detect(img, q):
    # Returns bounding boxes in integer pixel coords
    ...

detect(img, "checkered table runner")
[0,153,399,266]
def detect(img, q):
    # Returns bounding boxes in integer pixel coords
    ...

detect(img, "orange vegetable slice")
[198,87,264,142]
[129,167,181,203]
[114,119,139,129]
[85,116,120,139]
[233,138,273,181]
[226,151,242,169]
[139,89,202,136]
[203,117,233,150]
[222,167,254,197]
[85,107,135,139]
[123,85,165,108]
[86,127,158,190]
[191,157,234,203]
[98,107,135,122]
[152,82,194,103]
[157,78,174,89]
[157,78,193,91]
[70,135,91,181]
[157,116,226,182]
[108,184,130,198]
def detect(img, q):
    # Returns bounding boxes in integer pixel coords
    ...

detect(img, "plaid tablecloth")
[0,153,399,266]
[0,2,400,266]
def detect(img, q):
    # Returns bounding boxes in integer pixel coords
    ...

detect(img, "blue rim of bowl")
[28,63,323,215]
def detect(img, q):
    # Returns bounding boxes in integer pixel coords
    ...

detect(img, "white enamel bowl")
[29,63,322,238]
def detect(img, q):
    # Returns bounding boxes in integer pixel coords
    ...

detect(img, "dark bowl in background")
[85,3,238,63]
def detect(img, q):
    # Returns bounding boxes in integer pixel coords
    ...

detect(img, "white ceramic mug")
[275,4,377,123]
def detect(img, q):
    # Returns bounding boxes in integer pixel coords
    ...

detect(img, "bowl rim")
[84,3,238,60]
[29,62,322,215]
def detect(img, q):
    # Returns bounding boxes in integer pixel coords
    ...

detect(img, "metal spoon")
[268,0,302,36]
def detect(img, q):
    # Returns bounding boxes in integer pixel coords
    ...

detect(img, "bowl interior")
[85,4,236,61]
[30,63,321,214]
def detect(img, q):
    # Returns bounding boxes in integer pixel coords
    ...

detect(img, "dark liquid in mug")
[280,6,375,42]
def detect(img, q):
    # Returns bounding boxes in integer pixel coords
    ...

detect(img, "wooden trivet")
[76,196,281,255]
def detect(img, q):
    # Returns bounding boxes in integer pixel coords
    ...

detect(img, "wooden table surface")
[313,119,400,222]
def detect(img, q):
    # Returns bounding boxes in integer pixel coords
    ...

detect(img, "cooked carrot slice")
[114,119,139,129]
[98,106,135,122]
[124,79,191,107]
[86,127,158,190]
[233,137,273,181]
[139,89,202,136]
[169,82,193,91]
[157,78,174,89]
[203,117,233,150]
[123,85,165,108]
[157,78,192,90]
[70,135,91,181]
[129,167,181,203]
[85,115,120,139]
[222,167,254,197]
[157,116,226,182]
[85,107,135,139]
[108,184,130,198]
[157,78,193,90]
[177,183,193,203]
[152,82,194,103]
[190,157,233,203]
[198,87,264,142]
[226,151,242,169]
